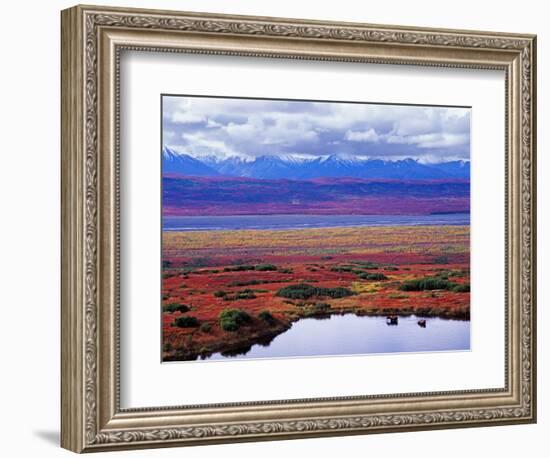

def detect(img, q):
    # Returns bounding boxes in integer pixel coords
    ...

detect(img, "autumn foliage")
[161,225,470,361]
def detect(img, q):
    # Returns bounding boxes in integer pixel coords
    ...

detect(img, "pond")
[206,314,470,361]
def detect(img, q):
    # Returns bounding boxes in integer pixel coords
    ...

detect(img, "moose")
[386,315,398,325]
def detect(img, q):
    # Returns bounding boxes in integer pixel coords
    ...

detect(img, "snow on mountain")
[162,147,470,180]
[162,146,220,176]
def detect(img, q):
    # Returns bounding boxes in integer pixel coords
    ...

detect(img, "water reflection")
[207,314,470,361]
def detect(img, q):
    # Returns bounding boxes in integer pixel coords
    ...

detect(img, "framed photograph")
[61,4,537,453]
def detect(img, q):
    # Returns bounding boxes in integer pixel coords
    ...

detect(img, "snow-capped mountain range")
[162,146,470,180]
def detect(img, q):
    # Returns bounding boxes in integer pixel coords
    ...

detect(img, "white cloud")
[170,111,206,124]
[206,119,222,128]
[344,128,381,142]
[387,132,469,149]
[179,132,237,156]
[223,121,258,140]
[162,96,470,161]
[163,130,176,141]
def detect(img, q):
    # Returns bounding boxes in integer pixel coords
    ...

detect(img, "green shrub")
[399,276,470,292]
[388,293,408,299]
[276,283,354,300]
[359,272,388,281]
[314,302,331,312]
[399,277,452,291]
[255,264,277,271]
[452,283,470,293]
[449,269,468,277]
[437,269,467,278]
[236,289,256,299]
[384,266,399,271]
[258,310,276,325]
[200,322,212,333]
[223,265,255,272]
[219,309,251,331]
[163,342,173,352]
[223,289,257,301]
[276,283,321,299]
[324,287,355,298]
[214,290,227,298]
[330,266,357,273]
[173,316,199,328]
[163,303,190,313]
[353,261,380,269]
[230,279,262,287]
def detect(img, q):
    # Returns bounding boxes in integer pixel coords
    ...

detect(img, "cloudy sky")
[162,95,470,163]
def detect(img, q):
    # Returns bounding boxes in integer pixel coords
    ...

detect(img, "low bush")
[236,289,257,299]
[255,264,277,271]
[200,322,212,333]
[173,316,199,328]
[258,310,276,325]
[359,272,388,281]
[399,277,470,292]
[276,284,320,299]
[437,269,467,278]
[399,277,452,291]
[388,293,408,299]
[223,265,255,272]
[353,261,380,269]
[223,289,257,301]
[214,290,227,298]
[451,283,470,293]
[220,309,252,331]
[163,303,190,313]
[314,302,331,312]
[330,265,357,273]
[325,287,355,298]
[230,280,261,287]
[276,283,354,300]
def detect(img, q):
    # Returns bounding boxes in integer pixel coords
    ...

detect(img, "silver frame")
[61,4,536,453]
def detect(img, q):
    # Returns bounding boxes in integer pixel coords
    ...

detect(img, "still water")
[163,213,470,232]
[207,314,470,361]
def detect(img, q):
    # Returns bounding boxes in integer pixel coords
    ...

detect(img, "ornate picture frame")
[61,4,536,453]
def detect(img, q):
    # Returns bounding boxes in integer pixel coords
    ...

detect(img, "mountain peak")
[162,148,220,176]
[162,147,469,180]
[162,146,180,159]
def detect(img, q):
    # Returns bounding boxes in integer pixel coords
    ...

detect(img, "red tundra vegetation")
[161,225,470,361]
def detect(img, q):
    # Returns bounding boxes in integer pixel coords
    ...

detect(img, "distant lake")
[206,314,470,361]
[163,213,470,231]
